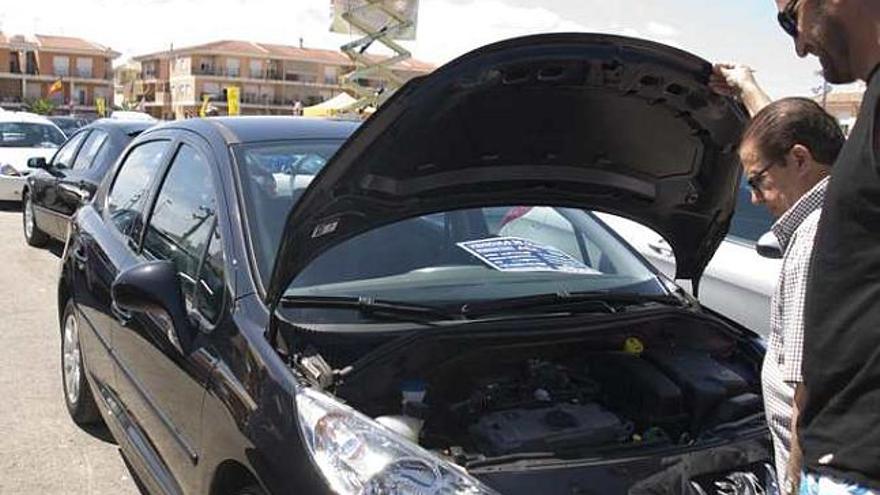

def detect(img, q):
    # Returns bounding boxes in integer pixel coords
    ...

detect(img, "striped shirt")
[762,176,829,494]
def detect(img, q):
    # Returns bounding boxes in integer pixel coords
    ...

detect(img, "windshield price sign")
[457,237,597,274]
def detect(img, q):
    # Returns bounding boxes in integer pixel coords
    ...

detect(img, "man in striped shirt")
[734,97,844,495]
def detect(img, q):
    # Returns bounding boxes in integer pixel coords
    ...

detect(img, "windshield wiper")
[461,291,684,318]
[279,295,459,324]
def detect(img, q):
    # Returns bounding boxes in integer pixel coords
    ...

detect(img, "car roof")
[83,118,154,136]
[145,116,360,144]
[0,111,57,125]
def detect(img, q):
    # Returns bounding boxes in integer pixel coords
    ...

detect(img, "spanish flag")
[48,79,63,95]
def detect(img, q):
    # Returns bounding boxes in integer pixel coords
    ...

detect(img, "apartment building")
[0,33,118,114]
[130,40,434,119]
[816,88,864,135]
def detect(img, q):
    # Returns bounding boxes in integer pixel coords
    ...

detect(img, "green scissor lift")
[337,0,416,114]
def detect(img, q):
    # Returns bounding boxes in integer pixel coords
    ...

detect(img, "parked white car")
[109,110,157,122]
[497,177,780,337]
[598,177,781,336]
[0,112,66,202]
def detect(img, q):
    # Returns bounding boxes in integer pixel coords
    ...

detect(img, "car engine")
[371,349,762,459]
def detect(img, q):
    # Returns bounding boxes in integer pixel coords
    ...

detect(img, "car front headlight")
[296,386,497,495]
[0,163,22,177]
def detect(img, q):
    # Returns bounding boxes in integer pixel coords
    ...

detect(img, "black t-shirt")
[801,66,880,487]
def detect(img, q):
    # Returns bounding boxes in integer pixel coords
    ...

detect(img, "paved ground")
[0,204,139,494]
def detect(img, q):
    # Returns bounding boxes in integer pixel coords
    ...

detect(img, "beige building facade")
[130,40,434,119]
[816,88,863,135]
[0,33,118,114]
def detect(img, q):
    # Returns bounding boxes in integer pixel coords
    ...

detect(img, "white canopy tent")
[302,92,357,117]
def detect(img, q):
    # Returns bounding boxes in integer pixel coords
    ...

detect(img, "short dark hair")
[741,97,845,166]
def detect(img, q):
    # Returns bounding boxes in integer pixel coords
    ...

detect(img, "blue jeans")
[800,471,878,495]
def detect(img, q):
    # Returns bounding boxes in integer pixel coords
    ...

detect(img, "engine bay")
[286,311,765,464]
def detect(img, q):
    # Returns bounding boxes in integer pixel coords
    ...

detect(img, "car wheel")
[236,485,266,495]
[61,299,101,425]
[23,191,49,247]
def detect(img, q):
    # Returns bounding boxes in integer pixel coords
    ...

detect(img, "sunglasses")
[747,162,777,194]
[778,0,802,38]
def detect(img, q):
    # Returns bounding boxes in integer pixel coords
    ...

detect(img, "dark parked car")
[22,119,152,246]
[49,115,94,137]
[59,34,776,495]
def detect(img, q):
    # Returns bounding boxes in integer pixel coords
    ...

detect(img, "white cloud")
[412,0,590,64]
[646,21,679,38]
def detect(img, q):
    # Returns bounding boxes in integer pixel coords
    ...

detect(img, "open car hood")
[266,33,747,306]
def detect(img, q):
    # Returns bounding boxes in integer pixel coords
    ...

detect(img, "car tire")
[23,190,49,247]
[61,299,101,425]
[236,485,266,495]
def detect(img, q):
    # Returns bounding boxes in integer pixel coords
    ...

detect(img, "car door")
[32,130,88,239]
[110,137,223,492]
[55,129,110,220]
[74,137,174,487]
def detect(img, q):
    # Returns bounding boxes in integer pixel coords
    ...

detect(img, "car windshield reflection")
[284,206,665,310]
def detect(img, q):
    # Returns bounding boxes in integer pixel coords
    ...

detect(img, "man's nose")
[751,189,764,205]
[795,37,809,58]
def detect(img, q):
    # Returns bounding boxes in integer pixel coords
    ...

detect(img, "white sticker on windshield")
[457,237,598,274]
[311,219,339,238]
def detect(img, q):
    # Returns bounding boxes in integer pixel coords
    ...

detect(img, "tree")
[113,99,143,111]
[24,98,56,115]
[812,69,832,109]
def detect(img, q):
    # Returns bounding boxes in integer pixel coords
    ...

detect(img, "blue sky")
[0,0,834,97]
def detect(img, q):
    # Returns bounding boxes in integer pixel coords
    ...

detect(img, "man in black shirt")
[771,0,880,493]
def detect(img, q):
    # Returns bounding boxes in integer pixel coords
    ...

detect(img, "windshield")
[234,139,347,282]
[0,122,66,148]
[50,118,87,136]
[285,206,665,308]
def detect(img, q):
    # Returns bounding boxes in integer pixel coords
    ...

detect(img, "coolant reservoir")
[375,415,424,443]
[375,379,428,443]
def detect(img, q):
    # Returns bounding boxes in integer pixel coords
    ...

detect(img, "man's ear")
[789,144,815,174]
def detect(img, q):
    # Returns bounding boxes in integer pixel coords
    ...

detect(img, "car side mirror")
[27,157,47,169]
[756,231,783,259]
[111,260,192,353]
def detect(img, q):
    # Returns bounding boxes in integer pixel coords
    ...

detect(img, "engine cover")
[470,403,631,455]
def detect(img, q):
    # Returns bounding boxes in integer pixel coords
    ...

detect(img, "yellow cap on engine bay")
[623,337,644,355]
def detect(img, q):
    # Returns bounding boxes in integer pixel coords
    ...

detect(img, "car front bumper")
[472,430,777,495]
[0,175,26,202]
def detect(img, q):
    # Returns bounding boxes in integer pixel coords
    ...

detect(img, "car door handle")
[111,301,132,325]
[71,245,88,264]
[648,239,674,258]
[58,182,91,202]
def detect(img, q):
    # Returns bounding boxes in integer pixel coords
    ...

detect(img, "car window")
[143,144,222,321]
[107,140,169,238]
[72,129,108,170]
[289,205,663,308]
[50,119,80,136]
[51,131,88,169]
[194,226,225,323]
[233,139,346,283]
[0,122,66,148]
[728,177,775,243]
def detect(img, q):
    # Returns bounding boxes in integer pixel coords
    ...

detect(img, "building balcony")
[193,67,241,77]
[200,92,299,107]
[241,96,290,106]
[189,67,337,87]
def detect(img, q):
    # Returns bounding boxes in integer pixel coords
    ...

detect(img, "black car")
[49,116,94,137]
[59,34,775,495]
[22,119,152,246]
